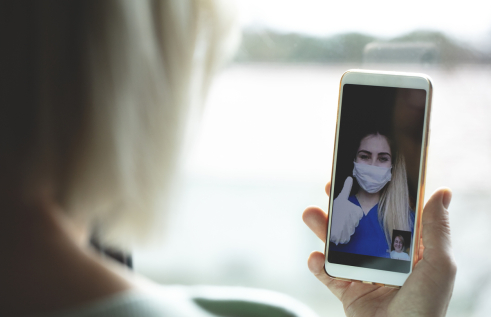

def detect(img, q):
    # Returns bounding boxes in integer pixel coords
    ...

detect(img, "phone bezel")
[324,69,432,287]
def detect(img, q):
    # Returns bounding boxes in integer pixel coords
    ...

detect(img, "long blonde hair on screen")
[378,135,412,249]
[0,0,238,249]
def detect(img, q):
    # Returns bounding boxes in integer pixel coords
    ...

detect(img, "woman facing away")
[1,1,456,317]
[330,129,414,258]
[0,1,244,316]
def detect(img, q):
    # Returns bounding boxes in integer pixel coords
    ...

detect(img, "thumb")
[422,188,452,255]
[336,177,353,201]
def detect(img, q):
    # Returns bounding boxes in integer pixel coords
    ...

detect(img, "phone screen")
[328,83,427,273]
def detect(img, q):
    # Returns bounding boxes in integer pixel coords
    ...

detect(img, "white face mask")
[352,161,392,194]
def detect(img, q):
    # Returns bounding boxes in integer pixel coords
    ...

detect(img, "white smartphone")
[325,69,432,287]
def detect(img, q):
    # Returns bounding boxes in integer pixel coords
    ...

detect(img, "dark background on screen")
[333,84,426,209]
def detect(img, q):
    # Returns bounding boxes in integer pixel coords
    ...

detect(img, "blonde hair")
[379,142,412,249]
[0,0,238,248]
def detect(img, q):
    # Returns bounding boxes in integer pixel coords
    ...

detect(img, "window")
[136,2,491,316]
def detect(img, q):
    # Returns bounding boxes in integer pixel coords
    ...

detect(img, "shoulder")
[45,287,207,317]
[46,285,319,317]
[389,251,410,260]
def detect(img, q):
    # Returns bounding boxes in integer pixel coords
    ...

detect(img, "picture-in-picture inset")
[390,229,412,261]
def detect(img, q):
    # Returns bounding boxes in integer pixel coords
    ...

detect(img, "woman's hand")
[330,177,363,245]
[303,182,456,317]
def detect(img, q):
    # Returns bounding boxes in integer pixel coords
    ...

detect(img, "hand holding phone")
[302,69,456,316]
[303,185,456,317]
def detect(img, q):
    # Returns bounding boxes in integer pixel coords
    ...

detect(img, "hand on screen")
[302,183,456,317]
[330,177,364,245]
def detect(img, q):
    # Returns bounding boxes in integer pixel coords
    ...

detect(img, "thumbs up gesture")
[329,177,364,245]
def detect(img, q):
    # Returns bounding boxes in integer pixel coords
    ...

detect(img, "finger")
[421,188,453,256]
[325,181,332,197]
[303,206,328,242]
[337,177,353,201]
[307,251,350,300]
[416,188,457,302]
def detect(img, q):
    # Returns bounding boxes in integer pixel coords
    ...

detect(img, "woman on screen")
[390,235,411,261]
[329,129,414,258]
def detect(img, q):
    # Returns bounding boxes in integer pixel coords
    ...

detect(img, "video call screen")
[328,84,427,273]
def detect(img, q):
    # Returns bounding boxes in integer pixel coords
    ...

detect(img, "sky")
[235,0,491,47]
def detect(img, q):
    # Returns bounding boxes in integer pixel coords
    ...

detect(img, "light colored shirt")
[390,250,410,261]
[36,285,319,317]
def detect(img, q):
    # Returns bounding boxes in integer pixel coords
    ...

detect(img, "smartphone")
[325,69,432,287]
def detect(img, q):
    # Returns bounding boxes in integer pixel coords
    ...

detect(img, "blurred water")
[135,64,491,317]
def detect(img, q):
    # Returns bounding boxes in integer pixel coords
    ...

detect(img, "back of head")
[0,0,238,249]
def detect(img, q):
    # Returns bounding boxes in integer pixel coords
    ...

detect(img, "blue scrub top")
[330,196,415,258]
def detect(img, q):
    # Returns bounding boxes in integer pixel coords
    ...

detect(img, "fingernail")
[442,189,452,209]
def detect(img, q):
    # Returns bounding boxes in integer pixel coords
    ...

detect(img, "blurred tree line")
[235,29,491,65]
